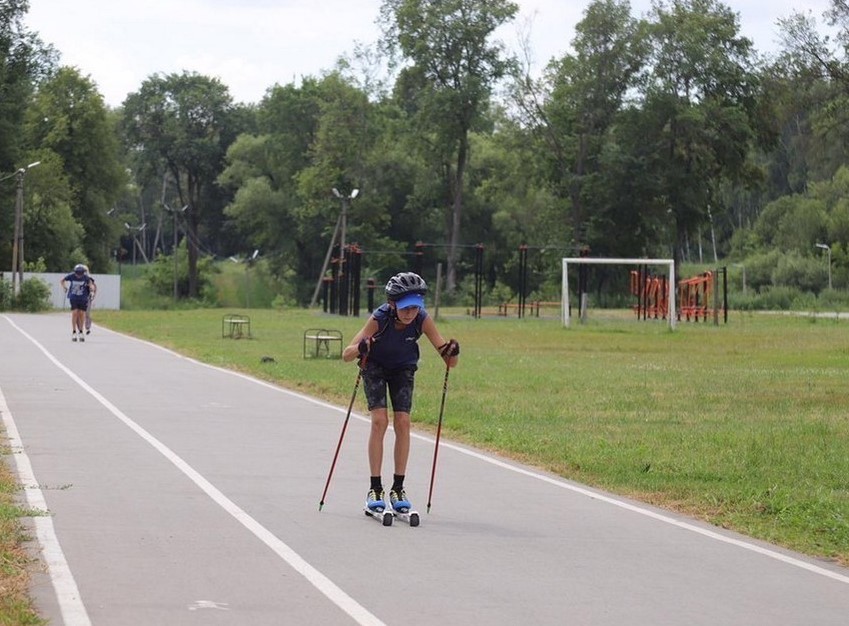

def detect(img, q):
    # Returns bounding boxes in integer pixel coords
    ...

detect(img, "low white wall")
[12,272,122,310]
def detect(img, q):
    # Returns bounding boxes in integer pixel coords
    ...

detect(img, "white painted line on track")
[0,387,92,626]
[5,316,386,626]
[93,325,849,587]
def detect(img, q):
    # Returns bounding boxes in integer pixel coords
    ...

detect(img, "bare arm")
[342,317,380,362]
[421,316,459,368]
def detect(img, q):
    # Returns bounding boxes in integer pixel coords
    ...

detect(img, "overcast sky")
[24,0,834,107]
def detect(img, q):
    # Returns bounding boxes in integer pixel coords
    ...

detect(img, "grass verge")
[0,444,45,625]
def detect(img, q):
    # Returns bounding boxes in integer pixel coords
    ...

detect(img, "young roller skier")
[343,272,459,517]
[60,264,97,342]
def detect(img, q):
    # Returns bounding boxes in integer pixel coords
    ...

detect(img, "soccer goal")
[561,257,676,329]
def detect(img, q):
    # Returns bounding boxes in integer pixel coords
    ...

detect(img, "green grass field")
[86,307,849,566]
[2,307,847,622]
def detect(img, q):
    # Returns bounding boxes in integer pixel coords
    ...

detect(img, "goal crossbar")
[561,257,676,329]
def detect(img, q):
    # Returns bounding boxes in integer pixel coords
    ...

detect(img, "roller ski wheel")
[389,490,420,527]
[391,505,420,527]
[364,489,392,525]
[364,506,393,526]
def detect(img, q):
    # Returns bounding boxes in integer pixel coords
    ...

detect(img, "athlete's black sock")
[370,476,383,492]
[391,474,405,493]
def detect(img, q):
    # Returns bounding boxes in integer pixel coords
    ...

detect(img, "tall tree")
[534,0,646,251]
[0,0,56,263]
[637,0,761,275]
[380,0,518,291]
[25,67,126,270]
[122,72,235,297]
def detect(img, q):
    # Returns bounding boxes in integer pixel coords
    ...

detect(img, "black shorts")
[362,364,417,413]
[69,299,88,311]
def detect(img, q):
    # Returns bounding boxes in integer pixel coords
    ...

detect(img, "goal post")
[561,257,676,329]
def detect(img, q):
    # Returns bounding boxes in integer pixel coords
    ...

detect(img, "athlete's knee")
[393,412,411,433]
[370,411,389,432]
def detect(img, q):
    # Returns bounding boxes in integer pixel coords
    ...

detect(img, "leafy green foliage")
[25,67,126,271]
[122,71,238,297]
[16,277,50,312]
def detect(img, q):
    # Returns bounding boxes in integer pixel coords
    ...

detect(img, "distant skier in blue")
[60,264,97,342]
[343,271,459,515]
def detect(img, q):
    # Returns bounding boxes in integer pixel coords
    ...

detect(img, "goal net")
[561,257,676,329]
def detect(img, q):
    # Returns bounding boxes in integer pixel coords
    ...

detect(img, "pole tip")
[318,502,324,511]
[426,504,431,514]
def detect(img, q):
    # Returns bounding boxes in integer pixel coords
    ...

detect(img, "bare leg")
[392,411,411,475]
[368,408,389,477]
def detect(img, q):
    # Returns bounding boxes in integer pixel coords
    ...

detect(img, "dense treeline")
[3,0,849,307]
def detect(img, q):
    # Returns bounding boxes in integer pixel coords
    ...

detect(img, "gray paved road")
[2,312,848,625]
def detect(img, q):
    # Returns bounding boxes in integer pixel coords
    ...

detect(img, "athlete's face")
[396,305,420,325]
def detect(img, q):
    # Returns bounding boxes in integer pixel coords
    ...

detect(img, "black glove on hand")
[358,337,372,357]
[440,339,460,357]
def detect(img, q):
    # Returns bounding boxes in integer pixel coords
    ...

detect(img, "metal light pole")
[245,249,258,309]
[10,161,40,295]
[332,187,359,264]
[332,187,359,315]
[124,223,148,265]
[815,243,832,290]
[165,204,188,301]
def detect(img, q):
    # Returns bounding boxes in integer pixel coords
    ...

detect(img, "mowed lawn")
[89,308,849,565]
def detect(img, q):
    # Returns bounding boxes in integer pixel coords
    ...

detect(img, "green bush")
[772,252,827,293]
[17,277,52,312]
[751,285,803,310]
[815,288,849,310]
[745,249,782,292]
[144,246,217,305]
[0,279,12,311]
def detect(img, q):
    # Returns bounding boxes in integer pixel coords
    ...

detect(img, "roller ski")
[390,489,420,527]
[364,489,393,526]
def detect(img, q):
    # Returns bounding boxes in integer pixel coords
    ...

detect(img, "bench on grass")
[222,314,251,339]
[303,328,343,359]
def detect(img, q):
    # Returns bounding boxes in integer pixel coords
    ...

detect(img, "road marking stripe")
[0,388,92,626]
[6,316,385,626]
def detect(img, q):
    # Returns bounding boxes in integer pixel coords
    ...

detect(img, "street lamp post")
[331,188,359,315]
[10,161,40,295]
[815,243,832,290]
[164,204,188,301]
[124,223,148,265]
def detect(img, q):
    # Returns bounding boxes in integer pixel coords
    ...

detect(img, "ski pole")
[319,360,365,511]
[426,363,451,513]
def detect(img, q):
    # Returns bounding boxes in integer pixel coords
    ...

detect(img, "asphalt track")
[2,312,849,625]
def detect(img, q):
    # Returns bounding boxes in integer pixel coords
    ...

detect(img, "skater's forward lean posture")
[61,264,97,342]
[343,272,459,517]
